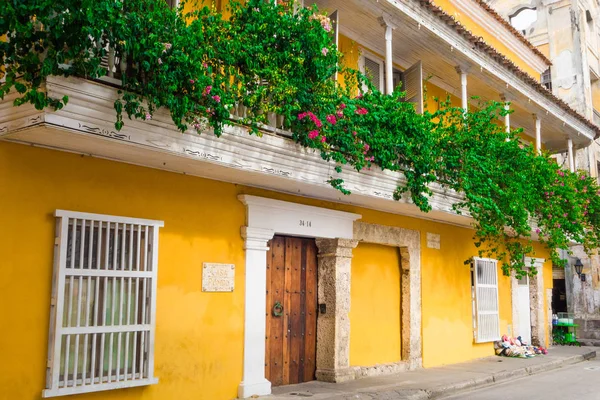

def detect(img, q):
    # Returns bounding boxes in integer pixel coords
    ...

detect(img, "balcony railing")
[98,46,290,136]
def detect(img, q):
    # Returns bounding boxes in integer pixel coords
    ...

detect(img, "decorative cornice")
[450,0,551,72]
[0,76,473,228]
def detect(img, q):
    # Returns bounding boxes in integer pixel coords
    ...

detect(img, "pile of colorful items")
[494,335,548,358]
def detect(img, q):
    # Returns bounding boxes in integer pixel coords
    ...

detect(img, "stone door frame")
[237,195,361,399]
[353,222,422,372]
[511,257,546,347]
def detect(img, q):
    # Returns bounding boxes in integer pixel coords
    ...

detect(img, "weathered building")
[491,0,600,345]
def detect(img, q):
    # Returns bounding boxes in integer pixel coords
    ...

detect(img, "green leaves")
[3,0,600,277]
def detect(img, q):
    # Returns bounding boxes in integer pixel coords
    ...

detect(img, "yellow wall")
[350,243,402,366]
[0,142,245,400]
[0,141,553,399]
[592,81,600,114]
[432,0,541,78]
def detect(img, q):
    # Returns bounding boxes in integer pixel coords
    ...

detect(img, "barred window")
[44,210,163,397]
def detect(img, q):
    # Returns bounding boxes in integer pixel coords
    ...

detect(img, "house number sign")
[202,263,235,292]
[299,219,312,227]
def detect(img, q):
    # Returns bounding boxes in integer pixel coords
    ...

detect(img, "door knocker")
[272,301,284,317]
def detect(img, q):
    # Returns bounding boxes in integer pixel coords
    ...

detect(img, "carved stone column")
[530,264,546,348]
[314,238,358,383]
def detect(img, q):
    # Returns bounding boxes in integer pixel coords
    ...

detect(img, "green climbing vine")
[2,0,600,277]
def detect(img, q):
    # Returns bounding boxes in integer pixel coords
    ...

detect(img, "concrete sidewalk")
[263,346,598,400]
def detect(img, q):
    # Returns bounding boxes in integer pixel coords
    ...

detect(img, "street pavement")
[264,347,598,400]
[442,358,600,400]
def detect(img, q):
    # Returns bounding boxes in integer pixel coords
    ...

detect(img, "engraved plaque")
[426,233,440,249]
[202,263,235,292]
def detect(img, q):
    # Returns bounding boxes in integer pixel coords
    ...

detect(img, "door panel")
[265,236,317,386]
[516,275,532,344]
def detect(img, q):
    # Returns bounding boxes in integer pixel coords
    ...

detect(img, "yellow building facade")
[0,0,595,400]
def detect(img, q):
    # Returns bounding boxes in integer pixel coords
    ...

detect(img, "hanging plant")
[2,0,600,277]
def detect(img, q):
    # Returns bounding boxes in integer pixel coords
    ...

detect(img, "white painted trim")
[237,196,361,398]
[43,378,159,398]
[524,256,546,266]
[55,210,164,227]
[450,0,549,74]
[240,195,361,239]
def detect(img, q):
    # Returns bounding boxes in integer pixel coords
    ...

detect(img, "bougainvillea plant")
[2,0,600,277]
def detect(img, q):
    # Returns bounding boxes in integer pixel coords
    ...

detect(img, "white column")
[455,66,468,111]
[379,16,396,95]
[534,115,541,155]
[385,25,393,95]
[461,72,468,111]
[504,102,511,134]
[238,226,275,399]
[568,138,575,172]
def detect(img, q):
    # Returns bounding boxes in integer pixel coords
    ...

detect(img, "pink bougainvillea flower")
[202,62,208,68]
[298,112,308,120]
[535,228,541,234]
[203,85,212,96]
[189,79,195,84]
[352,131,358,136]
[355,107,368,115]
[308,130,319,139]
[563,213,568,217]
[145,113,152,121]
[336,111,344,118]
[321,47,329,56]
[326,115,337,125]
[339,103,346,110]
[321,136,327,143]
[558,170,564,177]
[364,144,370,152]
[212,95,221,103]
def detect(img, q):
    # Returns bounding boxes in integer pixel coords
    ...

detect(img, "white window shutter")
[401,60,423,113]
[330,10,339,49]
[472,257,501,343]
[330,10,339,82]
[363,56,383,92]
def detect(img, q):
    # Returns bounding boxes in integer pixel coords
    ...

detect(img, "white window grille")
[44,210,164,398]
[472,257,501,343]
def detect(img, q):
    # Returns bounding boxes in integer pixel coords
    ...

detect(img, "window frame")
[471,257,501,343]
[43,210,164,398]
[358,50,385,92]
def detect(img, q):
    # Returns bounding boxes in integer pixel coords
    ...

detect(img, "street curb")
[265,351,597,400]
[426,350,596,399]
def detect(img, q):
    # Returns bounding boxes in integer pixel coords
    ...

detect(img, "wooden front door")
[265,236,318,386]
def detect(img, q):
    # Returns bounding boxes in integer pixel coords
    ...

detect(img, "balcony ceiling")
[315,0,594,150]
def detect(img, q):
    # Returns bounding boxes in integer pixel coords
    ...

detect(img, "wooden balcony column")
[533,114,541,155]
[378,15,397,95]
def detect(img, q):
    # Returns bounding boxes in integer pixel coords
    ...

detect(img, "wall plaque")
[426,233,440,250]
[202,263,235,292]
